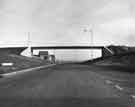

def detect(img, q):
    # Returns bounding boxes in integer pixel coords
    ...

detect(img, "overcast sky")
[0,0,135,46]
[0,0,135,60]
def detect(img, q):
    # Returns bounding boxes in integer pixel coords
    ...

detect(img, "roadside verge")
[0,64,56,77]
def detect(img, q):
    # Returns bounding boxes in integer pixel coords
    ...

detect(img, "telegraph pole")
[84,25,94,59]
[27,32,32,56]
[90,28,94,59]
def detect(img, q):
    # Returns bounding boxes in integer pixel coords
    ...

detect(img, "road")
[0,63,134,107]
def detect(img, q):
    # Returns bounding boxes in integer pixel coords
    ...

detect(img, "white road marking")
[109,79,130,82]
[114,85,124,91]
[0,64,56,77]
[105,80,113,84]
[131,95,135,99]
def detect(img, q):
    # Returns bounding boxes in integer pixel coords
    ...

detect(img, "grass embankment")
[83,52,135,73]
[0,54,50,74]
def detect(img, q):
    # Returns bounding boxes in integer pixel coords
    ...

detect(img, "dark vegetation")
[82,45,135,73]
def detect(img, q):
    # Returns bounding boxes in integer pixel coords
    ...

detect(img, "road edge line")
[0,64,56,77]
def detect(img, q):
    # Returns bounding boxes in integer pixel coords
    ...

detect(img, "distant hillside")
[106,45,135,55]
[83,45,135,72]
[95,52,135,65]
[83,52,135,72]
[0,47,27,55]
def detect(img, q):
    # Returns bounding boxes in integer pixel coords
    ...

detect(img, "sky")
[0,0,135,60]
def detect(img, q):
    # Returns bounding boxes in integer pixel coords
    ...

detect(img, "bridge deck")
[31,46,104,50]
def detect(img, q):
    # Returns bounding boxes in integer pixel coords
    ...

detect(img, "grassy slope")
[83,52,135,72]
[0,54,49,74]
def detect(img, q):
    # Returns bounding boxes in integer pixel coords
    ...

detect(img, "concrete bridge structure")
[0,46,113,58]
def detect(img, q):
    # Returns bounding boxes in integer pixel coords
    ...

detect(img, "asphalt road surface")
[0,63,134,107]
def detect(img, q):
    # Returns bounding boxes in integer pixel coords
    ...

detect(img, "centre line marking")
[131,95,135,99]
[105,80,113,84]
[114,85,123,91]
